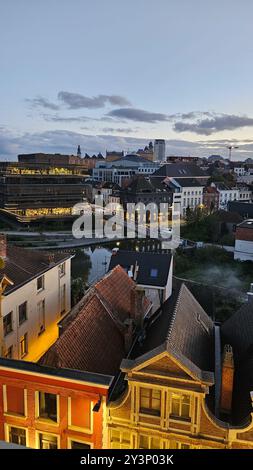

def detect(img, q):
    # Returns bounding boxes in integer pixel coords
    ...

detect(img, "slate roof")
[108,251,172,287]
[173,177,203,188]
[0,244,70,295]
[153,163,208,179]
[39,266,151,376]
[221,301,253,424]
[122,283,215,384]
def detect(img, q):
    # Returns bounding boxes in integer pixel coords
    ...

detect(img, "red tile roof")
[39,266,151,376]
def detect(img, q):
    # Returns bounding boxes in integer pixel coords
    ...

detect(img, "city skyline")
[1,0,253,159]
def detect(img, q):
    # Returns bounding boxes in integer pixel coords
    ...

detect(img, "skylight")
[150,268,158,278]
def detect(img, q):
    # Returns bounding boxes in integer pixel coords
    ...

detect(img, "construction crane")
[227,145,239,161]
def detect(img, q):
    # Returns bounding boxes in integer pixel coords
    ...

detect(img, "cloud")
[173,113,253,135]
[42,114,89,123]
[1,127,253,161]
[26,96,59,111]
[102,127,138,134]
[57,91,131,109]
[107,108,169,123]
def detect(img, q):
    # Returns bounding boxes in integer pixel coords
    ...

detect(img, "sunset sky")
[1,0,253,159]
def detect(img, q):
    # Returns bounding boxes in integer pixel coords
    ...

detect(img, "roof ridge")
[165,283,185,344]
[93,287,126,334]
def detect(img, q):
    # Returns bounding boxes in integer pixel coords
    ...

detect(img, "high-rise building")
[154,139,166,161]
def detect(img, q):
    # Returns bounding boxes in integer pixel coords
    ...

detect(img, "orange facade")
[0,361,111,449]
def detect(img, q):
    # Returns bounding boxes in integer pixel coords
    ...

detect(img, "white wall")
[234,240,253,261]
[1,258,71,362]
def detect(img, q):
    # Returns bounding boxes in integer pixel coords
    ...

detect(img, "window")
[38,392,58,422]
[140,388,161,416]
[20,333,28,358]
[68,396,91,430]
[37,275,45,291]
[110,430,131,449]
[4,345,13,359]
[38,433,58,449]
[59,262,66,277]
[4,385,26,416]
[70,441,90,450]
[150,268,158,278]
[18,302,27,325]
[139,435,160,449]
[8,426,26,446]
[37,299,45,334]
[170,393,191,420]
[60,284,66,314]
[3,311,13,336]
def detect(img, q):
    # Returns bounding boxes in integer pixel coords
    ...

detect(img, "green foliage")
[71,277,86,306]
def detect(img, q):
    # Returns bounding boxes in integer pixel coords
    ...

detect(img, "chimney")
[130,286,146,327]
[0,234,7,260]
[124,318,134,353]
[220,344,234,416]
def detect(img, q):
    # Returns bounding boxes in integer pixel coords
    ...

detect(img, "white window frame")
[4,423,29,447]
[67,437,93,449]
[36,430,60,449]
[35,391,60,426]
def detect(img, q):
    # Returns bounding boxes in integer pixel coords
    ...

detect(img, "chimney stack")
[0,234,7,260]
[130,286,146,327]
[220,344,234,416]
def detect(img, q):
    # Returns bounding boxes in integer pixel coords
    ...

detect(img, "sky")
[1,0,253,160]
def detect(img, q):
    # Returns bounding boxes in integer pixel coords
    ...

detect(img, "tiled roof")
[153,163,208,179]
[108,251,172,288]
[123,283,214,383]
[39,266,151,376]
[0,244,70,295]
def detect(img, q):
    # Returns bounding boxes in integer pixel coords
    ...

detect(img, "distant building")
[120,176,172,210]
[166,178,204,216]
[152,163,209,186]
[0,234,71,362]
[136,142,154,162]
[92,155,159,186]
[154,139,165,162]
[213,183,239,210]
[106,151,124,162]
[228,201,253,218]
[203,186,220,212]
[234,219,253,261]
[0,158,88,224]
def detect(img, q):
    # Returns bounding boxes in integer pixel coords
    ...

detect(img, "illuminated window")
[37,299,45,335]
[169,440,190,449]
[38,392,58,422]
[20,333,28,358]
[38,433,58,449]
[110,430,131,449]
[3,311,13,336]
[37,275,44,291]
[170,393,191,420]
[60,284,66,314]
[140,388,161,416]
[8,426,26,446]
[18,302,27,325]
[139,435,160,449]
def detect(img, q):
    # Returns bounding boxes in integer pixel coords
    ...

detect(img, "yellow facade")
[107,351,253,449]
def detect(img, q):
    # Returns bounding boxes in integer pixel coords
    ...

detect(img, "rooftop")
[0,240,71,295]
[108,251,172,287]
[153,163,208,179]
[39,266,151,376]
[122,283,214,384]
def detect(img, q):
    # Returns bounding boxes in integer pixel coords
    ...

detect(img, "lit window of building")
[20,333,28,358]
[8,426,27,446]
[140,388,161,416]
[170,393,191,420]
